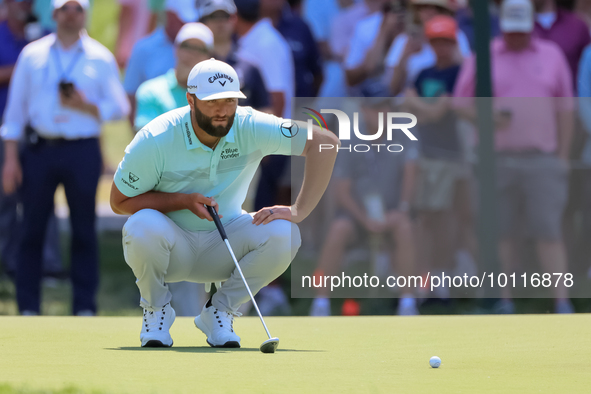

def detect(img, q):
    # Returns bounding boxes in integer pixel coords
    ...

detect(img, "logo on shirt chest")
[220,147,239,160]
[185,122,193,145]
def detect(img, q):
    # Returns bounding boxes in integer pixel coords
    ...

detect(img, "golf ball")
[429,356,441,368]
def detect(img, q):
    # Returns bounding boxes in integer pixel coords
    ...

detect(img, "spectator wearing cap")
[533,0,590,90]
[403,15,475,287]
[123,0,198,126]
[199,0,271,112]
[454,0,574,314]
[1,0,130,315]
[0,0,63,281]
[386,0,471,97]
[135,23,214,130]
[260,0,323,97]
[233,0,294,118]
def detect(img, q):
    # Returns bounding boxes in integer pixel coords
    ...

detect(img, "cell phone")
[59,81,74,98]
[499,109,513,120]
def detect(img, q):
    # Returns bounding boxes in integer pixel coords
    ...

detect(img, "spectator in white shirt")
[344,0,405,96]
[234,0,294,118]
[1,0,130,316]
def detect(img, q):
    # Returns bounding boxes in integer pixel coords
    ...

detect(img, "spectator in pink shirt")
[454,0,575,314]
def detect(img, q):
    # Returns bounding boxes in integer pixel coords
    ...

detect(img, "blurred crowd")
[1,0,591,316]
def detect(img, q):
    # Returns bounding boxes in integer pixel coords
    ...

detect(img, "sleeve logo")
[279,121,299,138]
[121,172,140,190]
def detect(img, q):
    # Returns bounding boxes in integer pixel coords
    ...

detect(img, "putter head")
[260,337,279,353]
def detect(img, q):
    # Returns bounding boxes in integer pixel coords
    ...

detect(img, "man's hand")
[401,36,423,60]
[2,141,22,195]
[252,205,292,225]
[494,110,512,131]
[60,88,99,119]
[186,193,221,221]
[2,158,22,195]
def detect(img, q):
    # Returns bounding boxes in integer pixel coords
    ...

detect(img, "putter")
[206,205,280,354]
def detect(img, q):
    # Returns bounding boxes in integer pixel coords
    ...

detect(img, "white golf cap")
[52,0,90,9]
[166,0,199,23]
[500,0,534,33]
[200,0,237,19]
[174,22,214,49]
[187,58,246,100]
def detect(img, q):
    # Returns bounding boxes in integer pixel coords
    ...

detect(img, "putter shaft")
[206,205,274,340]
[222,239,273,340]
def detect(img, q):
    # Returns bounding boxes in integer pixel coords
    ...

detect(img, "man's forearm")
[270,92,285,117]
[345,66,368,87]
[291,127,340,222]
[0,65,15,85]
[400,161,417,206]
[455,105,477,125]
[557,110,574,160]
[112,190,189,215]
[390,63,407,97]
[3,140,19,164]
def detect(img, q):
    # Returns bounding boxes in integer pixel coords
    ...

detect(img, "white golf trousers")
[122,209,301,313]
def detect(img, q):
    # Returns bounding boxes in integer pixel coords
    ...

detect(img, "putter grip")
[206,205,227,240]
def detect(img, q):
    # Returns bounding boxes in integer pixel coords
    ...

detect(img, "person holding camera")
[0,0,129,315]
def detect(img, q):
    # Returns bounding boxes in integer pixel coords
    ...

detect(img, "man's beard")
[193,105,235,138]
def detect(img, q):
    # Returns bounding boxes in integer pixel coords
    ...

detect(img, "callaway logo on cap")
[187,58,247,100]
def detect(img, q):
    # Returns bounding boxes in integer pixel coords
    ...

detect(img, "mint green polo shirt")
[135,69,187,130]
[114,105,307,231]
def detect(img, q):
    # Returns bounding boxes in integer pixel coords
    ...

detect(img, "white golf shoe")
[140,303,176,347]
[194,302,241,348]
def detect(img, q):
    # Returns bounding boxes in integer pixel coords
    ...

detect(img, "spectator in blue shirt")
[123,0,198,126]
[576,45,591,277]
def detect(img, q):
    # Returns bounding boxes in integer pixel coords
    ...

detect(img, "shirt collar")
[495,36,539,54]
[51,31,88,52]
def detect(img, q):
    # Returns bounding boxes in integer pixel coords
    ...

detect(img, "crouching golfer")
[110,58,338,347]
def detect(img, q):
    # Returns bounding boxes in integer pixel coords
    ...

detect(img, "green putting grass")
[0,314,589,393]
